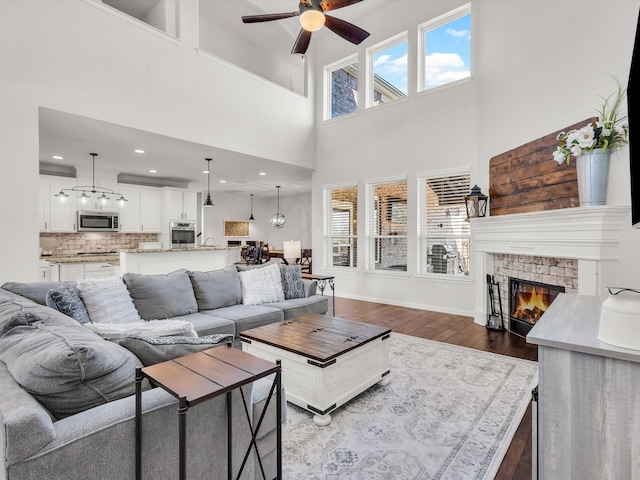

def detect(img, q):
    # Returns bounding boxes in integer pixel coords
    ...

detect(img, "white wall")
[200,191,312,250]
[199,13,305,93]
[0,0,314,283]
[310,0,640,316]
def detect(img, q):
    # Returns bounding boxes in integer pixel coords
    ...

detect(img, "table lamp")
[283,240,301,266]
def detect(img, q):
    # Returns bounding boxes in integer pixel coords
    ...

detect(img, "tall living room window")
[324,55,359,120]
[365,179,407,272]
[418,3,471,92]
[418,170,470,276]
[324,185,358,268]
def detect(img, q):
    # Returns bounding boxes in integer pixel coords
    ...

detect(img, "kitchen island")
[120,246,240,275]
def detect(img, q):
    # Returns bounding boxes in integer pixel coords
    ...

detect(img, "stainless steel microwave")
[77,211,120,232]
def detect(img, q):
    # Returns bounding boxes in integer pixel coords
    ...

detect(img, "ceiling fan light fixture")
[299,9,325,32]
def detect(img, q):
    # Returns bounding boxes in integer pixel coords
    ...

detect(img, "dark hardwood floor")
[331,297,538,480]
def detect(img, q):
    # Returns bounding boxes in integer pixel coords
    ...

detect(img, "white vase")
[576,149,610,206]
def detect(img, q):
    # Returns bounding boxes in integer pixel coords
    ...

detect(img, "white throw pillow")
[238,262,285,306]
[77,276,141,324]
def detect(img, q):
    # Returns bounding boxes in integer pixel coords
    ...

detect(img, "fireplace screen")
[509,278,565,337]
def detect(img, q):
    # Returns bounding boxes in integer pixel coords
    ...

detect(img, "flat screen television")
[630,8,639,228]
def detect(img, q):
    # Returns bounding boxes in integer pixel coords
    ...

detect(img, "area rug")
[281,333,538,480]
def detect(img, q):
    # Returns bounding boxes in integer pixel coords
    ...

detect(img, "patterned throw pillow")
[46,285,91,325]
[280,265,305,300]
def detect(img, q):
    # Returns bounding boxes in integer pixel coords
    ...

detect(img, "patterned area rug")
[282,333,538,480]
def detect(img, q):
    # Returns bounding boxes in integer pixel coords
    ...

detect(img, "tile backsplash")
[40,232,159,256]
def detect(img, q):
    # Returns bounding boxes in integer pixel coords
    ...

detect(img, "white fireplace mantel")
[471,206,629,325]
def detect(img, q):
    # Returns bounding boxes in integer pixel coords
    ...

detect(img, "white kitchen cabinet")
[140,188,162,231]
[165,189,197,221]
[117,185,141,232]
[117,185,162,232]
[58,262,115,281]
[58,263,85,281]
[48,177,77,232]
[83,262,113,279]
[39,177,50,231]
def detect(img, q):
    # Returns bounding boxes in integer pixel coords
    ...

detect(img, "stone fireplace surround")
[471,206,629,327]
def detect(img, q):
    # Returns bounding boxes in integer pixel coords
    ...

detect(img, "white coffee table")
[240,313,391,426]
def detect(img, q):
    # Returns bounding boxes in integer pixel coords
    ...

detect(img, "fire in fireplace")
[509,278,565,337]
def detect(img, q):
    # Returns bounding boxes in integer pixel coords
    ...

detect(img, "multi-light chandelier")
[53,153,128,207]
[270,185,286,229]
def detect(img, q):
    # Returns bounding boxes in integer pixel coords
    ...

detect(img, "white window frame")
[323,54,359,121]
[417,167,471,279]
[365,32,409,109]
[417,3,472,94]
[323,184,358,269]
[364,176,408,274]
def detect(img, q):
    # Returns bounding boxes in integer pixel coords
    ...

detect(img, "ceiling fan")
[242,0,370,55]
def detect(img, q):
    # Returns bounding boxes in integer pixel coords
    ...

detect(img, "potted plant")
[553,79,629,206]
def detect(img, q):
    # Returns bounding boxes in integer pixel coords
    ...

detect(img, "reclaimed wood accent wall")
[489,118,595,216]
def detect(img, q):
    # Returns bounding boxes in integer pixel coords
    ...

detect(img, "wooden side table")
[135,344,282,480]
[301,273,335,315]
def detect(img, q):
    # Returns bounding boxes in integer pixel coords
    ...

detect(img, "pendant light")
[270,186,286,229]
[249,194,255,221]
[203,158,214,208]
[53,152,128,207]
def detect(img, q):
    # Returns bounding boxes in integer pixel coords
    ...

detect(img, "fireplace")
[509,278,565,337]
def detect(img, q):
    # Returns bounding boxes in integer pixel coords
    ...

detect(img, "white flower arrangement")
[553,79,629,165]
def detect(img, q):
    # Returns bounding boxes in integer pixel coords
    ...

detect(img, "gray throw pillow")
[2,281,78,306]
[280,265,305,299]
[45,285,91,325]
[111,334,233,366]
[0,324,140,419]
[123,269,198,321]
[188,267,242,311]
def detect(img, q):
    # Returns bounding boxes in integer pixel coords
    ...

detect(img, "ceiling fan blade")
[324,15,370,45]
[321,0,363,12]
[242,12,299,23]
[292,29,313,55]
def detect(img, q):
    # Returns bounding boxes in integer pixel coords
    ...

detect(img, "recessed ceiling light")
[52,155,63,160]
[149,169,157,173]
[203,170,210,174]
[219,180,226,184]
[259,172,266,176]
[134,149,145,154]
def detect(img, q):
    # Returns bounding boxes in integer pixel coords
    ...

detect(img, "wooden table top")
[240,314,391,363]
[140,346,279,406]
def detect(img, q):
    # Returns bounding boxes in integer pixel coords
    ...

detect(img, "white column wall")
[0,0,314,282]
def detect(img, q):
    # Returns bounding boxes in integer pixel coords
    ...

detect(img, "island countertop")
[120,247,241,275]
[121,246,240,254]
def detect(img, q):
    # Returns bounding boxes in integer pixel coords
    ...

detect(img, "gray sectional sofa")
[0,262,328,480]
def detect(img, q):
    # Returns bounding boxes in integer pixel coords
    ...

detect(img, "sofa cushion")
[179,311,236,338]
[77,276,141,324]
[213,304,284,334]
[266,295,329,320]
[188,267,242,310]
[279,265,305,300]
[110,334,233,366]
[0,323,140,419]
[45,285,91,325]
[238,263,285,306]
[2,281,77,305]
[123,269,198,321]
